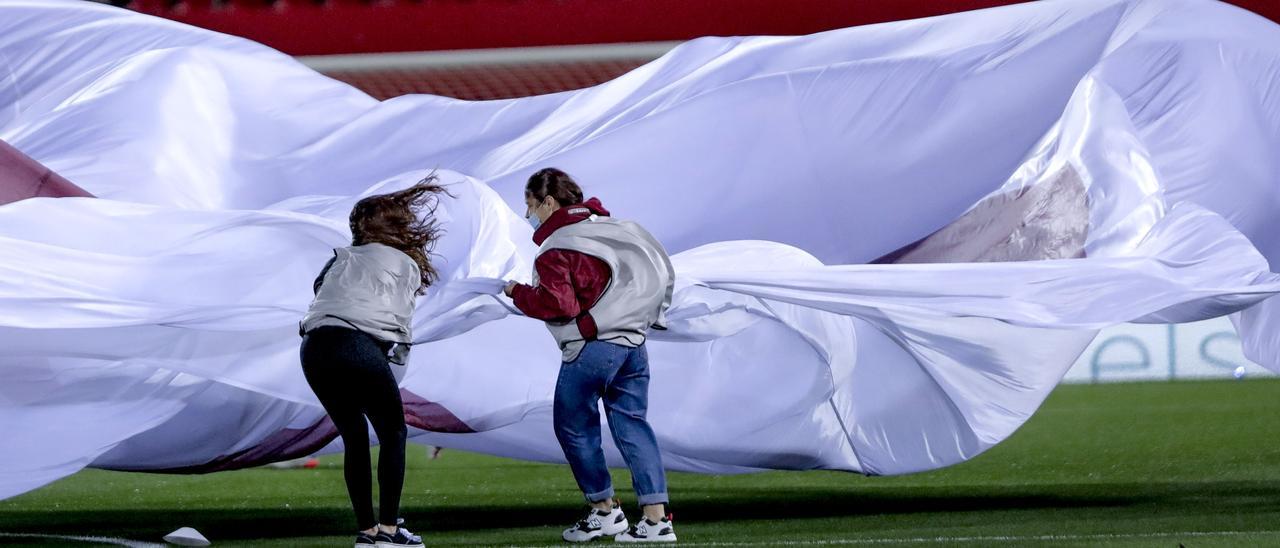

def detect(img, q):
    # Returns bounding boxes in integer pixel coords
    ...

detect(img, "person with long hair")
[504,168,678,543]
[299,176,447,548]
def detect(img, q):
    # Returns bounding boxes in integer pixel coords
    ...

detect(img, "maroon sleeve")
[511,250,582,322]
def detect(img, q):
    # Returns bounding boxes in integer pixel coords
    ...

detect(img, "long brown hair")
[349,174,449,294]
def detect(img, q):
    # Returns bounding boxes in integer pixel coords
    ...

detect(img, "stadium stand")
[92,0,1280,100]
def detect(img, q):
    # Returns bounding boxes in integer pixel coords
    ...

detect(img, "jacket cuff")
[510,283,534,314]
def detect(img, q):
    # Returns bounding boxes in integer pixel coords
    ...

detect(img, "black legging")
[300,325,407,530]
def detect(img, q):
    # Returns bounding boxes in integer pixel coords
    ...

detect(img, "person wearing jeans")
[504,167,678,543]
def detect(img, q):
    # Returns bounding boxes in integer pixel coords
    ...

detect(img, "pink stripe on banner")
[0,140,93,205]
[141,390,473,474]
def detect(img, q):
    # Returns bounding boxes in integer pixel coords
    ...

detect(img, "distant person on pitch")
[504,168,678,543]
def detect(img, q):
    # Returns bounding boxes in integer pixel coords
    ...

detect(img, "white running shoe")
[614,516,676,543]
[562,504,629,542]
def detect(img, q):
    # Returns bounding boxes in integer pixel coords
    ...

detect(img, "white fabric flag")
[2,0,1280,499]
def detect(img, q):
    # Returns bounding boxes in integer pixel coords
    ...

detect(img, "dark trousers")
[300,326,407,530]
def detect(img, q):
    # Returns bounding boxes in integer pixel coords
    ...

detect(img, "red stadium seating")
[115,1,1280,56]
[105,1,1280,100]
[323,60,651,101]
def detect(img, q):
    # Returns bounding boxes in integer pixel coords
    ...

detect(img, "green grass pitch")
[2,378,1278,547]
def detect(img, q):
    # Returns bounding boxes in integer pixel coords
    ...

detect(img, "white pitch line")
[0,532,167,547]
[499,529,1280,547]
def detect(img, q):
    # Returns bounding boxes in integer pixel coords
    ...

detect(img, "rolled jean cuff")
[637,492,668,506]
[584,486,615,503]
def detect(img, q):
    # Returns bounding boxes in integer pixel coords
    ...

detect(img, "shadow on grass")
[6,480,1280,543]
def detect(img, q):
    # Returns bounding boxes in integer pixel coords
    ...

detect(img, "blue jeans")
[553,341,669,506]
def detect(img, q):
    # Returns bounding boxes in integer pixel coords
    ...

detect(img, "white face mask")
[526,198,551,230]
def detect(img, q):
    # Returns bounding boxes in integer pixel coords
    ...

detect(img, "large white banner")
[3,0,1280,501]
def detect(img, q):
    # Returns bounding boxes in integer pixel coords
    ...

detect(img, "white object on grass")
[163,527,210,547]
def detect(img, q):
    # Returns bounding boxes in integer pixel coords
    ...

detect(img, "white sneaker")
[614,517,676,543]
[562,505,629,542]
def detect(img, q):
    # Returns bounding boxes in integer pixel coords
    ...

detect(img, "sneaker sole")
[564,530,607,543]
[565,518,628,542]
[615,533,677,543]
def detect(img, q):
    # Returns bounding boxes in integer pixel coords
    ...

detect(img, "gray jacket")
[535,215,674,362]
[300,243,419,363]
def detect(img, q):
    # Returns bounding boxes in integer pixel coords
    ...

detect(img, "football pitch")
[2,378,1278,547]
